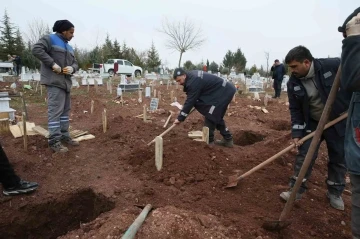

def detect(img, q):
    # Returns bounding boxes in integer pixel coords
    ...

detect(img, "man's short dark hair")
[285,46,314,64]
[274,59,280,63]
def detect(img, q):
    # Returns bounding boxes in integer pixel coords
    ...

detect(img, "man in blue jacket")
[173,68,236,147]
[280,46,351,211]
[32,20,79,153]
[270,59,286,98]
[338,7,360,238]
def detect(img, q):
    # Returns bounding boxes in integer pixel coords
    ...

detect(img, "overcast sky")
[3,0,359,69]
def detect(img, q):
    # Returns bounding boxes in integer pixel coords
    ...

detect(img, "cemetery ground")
[0,79,353,239]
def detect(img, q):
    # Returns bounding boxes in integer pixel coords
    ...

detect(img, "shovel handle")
[237,112,348,181]
[147,124,177,146]
[147,108,195,146]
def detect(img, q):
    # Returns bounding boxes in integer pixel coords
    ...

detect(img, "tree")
[133,50,147,69]
[113,39,121,58]
[209,61,219,72]
[146,41,161,72]
[0,10,16,60]
[159,17,206,67]
[24,18,51,46]
[23,18,51,69]
[264,51,270,77]
[14,28,25,56]
[222,50,234,70]
[258,65,266,76]
[195,62,204,70]
[249,64,258,75]
[220,67,230,74]
[22,41,40,69]
[121,41,130,60]
[89,46,102,65]
[183,60,196,70]
[206,59,209,71]
[233,48,247,73]
[102,33,113,59]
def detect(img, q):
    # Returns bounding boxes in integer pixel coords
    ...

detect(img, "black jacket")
[287,58,351,139]
[341,35,360,175]
[178,70,236,123]
[271,64,286,81]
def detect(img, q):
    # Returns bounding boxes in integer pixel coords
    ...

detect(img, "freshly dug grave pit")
[268,119,290,131]
[233,130,265,146]
[0,188,114,239]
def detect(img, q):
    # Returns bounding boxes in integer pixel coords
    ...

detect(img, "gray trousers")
[351,174,360,238]
[46,86,71,145]
[290,120,347,195]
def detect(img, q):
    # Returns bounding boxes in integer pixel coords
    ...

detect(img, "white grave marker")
[145,87,151,98]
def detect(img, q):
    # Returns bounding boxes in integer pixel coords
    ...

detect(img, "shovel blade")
[224,175,241,188]
[262,220,291,232]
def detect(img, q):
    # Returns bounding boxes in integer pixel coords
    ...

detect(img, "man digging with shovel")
[280,46,351,210]
[173,68,236,147]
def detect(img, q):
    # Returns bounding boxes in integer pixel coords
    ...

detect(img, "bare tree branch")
[264,51,270,77]
[158,17,206,67]
[24,18,51,45]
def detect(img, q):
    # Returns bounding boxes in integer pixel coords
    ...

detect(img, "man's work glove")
[63,66,74,75]
[346,13,360,37]
[52,63,62,74]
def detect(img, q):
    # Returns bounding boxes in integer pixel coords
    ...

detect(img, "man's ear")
[303,59,311,66]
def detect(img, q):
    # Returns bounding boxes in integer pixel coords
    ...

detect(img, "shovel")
[147,108,195,146]
[262,66,342,232]
[225,112,348,188]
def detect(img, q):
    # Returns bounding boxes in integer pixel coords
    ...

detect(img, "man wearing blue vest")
[32,20,79,153]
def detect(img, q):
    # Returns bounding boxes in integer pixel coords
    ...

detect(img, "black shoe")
[3,180,38,196]
[61,137,80,146]
[215,138,234,148]
[50,141,69,153]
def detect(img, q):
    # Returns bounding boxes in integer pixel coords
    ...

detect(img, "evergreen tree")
[0,10,16,60]
[222,50,234,70]
[113,39,121,58]
[21,41,40,69]
[102,33,113,59]
[132,50,146,69]
[249,64,258,75]
[233,48,247,73]
[146,41,161,72]
[183,60,196,71]
[121,41,129,59]
[206,59,209,71]
[14,28,25,56]
[209,61,219,72]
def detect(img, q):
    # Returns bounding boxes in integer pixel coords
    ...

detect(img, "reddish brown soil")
[0,81,353,239]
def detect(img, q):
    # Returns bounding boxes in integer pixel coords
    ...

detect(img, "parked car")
[89,59,142,77]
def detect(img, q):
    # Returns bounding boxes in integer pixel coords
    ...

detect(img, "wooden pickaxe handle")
[147,124,176,146]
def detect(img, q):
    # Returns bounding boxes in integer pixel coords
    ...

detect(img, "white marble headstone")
[145,87,151,98]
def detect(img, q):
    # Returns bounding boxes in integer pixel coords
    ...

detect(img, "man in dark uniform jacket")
[280,46,351,211]
[173,68,236,147]
[338,7,360,238]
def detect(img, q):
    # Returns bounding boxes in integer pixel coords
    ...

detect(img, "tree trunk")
[178,51,183,67]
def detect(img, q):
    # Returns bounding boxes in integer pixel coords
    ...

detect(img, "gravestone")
[145,87,151,98]
[120,75,127,84]
[117,87,122,96]
[149,98,159,111]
